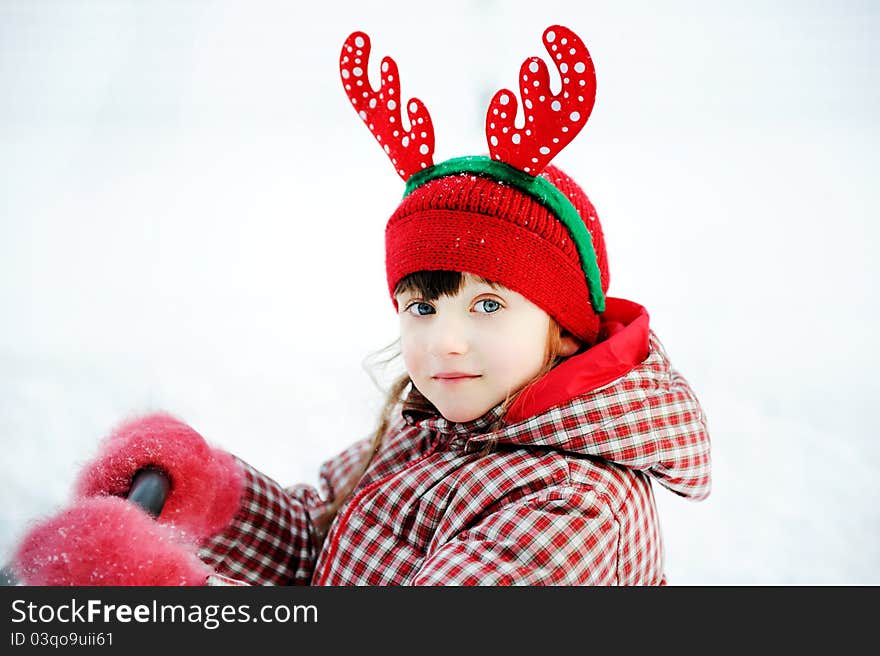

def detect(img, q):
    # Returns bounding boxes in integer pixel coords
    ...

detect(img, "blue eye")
[405,302,435,316]
[474,299,501,313]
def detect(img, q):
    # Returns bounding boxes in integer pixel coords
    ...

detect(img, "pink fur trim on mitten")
[13,496,213,586]
[74,413,243,541]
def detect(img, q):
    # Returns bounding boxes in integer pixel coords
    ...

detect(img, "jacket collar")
[504,297,650,424]
[400,299,712,502]
[402,388,505,436]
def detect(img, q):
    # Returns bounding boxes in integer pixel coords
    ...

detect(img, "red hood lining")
[503,297,650,425]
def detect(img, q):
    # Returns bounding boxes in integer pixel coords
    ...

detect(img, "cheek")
[488,318,548,377]
[401,349,421,377]
[499,340,545,380]
[399,327,425,376]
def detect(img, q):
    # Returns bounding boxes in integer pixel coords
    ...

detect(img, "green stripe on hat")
[404,156,606,314]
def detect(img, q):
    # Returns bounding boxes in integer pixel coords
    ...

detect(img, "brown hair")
[312,271,576,545]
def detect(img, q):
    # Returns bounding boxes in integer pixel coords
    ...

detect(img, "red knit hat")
[386,163,608,344]
[340,25,609,344]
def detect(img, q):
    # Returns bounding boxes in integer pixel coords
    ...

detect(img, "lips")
[433,372,481,381]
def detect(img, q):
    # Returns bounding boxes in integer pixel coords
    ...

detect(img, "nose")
[426,313,470,357]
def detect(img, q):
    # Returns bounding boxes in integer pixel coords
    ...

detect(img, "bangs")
[393,271,497,302]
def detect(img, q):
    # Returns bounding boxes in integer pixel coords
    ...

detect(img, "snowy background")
[1,0,877,584]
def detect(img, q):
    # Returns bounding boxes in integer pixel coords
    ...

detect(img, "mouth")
[432,373,482,382]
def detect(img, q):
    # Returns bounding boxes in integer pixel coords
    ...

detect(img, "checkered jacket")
[199,299,711,585]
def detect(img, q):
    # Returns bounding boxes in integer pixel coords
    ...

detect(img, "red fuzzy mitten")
[74,413,244,542]
[13,496,213,586]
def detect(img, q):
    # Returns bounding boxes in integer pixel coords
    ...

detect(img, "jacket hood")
[406,297,711,500]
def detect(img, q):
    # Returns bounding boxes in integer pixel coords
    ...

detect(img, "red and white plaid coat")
[199,298,711,585]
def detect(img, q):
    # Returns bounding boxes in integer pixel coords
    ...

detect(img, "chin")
[437,405,487,423]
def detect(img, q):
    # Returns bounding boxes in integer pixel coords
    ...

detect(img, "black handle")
[0,565,17,586]
[127,468,171,518]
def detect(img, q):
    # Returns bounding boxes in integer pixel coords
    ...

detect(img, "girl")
[13,25,711,586]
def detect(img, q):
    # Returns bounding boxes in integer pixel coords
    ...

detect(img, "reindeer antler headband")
[340,25,605,313]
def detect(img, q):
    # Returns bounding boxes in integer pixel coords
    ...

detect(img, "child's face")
[396,274,551,423]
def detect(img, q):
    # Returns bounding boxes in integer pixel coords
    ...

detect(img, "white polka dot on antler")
[342,32,435,178]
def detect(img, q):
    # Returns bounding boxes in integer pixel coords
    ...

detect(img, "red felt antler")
[340,31,435,181]
[486,25,596,174]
